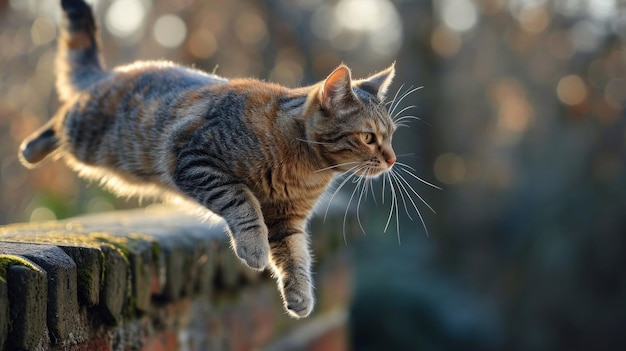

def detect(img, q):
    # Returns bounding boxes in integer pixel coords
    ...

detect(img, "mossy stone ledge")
[0,206,351,351]
[0,207,238,350]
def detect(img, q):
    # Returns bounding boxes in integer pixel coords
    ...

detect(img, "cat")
[19,0,398,318]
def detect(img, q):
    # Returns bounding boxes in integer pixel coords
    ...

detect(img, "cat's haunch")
[21,0,399,318]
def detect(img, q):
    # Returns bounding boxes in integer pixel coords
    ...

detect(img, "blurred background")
[1,0,625,350]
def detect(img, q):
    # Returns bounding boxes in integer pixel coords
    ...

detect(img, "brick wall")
[0,207,351,351]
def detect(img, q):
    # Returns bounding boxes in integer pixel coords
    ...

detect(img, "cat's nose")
[383,147,396,168]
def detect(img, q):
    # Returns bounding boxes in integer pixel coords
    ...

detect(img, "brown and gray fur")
[20,0,397,318]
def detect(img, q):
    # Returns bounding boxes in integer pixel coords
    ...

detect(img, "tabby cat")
[20,0,398,318]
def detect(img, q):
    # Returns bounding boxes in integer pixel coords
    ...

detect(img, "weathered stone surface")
[0,206,348,351]
[0,243,83,345]
[147,229,190,301]
[98,244,128,324]
[5,261,49,350]
[67,207,226,302]
[86,232,154,314]
[59,245,103,307]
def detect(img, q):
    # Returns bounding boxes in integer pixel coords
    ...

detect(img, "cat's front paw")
[234,238,270,271]
[282,278,314,318]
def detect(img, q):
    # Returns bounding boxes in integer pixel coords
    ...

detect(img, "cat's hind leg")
[268,231,314,318]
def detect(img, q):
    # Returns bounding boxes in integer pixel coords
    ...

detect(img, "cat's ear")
[355,63,396,101]
[319,65,354,109]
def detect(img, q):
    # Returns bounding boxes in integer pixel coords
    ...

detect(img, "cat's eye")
[360,132,376,145]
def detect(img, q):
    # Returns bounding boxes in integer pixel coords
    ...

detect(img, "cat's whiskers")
[391,105,416,121]
[389,169,414,221]
[323,164,363,222]
[393,114,420,123]
[386,83,405,110]
[394,166,437,214]
[354,164,377,236]
[367,169,378,205]
[383,171,400,239]
[388,86,423,118]
[393,115,431,129]
[386,86,428,131]
[343,165,369,242]
[353,152,437,242]
[391,168,430,238]
[395,161,441,190]
[314,161,361,173]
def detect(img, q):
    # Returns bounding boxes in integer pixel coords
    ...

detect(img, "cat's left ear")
[355,63,396,101]
[319,64,355,110]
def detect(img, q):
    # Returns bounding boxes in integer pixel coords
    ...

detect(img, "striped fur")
[19,0,397,318]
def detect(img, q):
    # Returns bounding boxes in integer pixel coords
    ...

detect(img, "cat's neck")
[276,87,331,172]
[224,80,335,181]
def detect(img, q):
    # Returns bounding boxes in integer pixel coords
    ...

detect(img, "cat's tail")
[56,0,106,101]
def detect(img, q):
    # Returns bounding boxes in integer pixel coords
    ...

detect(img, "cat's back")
[105,60,227,96]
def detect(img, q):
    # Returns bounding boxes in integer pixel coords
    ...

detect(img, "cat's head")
[305,63,397,177]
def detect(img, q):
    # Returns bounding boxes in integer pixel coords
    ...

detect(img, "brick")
[82,225,185,302]
[5,261,49,350]
[149,230,191,301]
[98,244,128,324]
[114,227,212,302]
[0,236,106,308]
[68,207,225,301]
[0,243,84,345]
[59,245,103,307]
[87,232,154,314]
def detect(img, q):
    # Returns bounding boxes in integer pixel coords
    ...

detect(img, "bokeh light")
[30,207,56,222]
[311,0,402,57]
[30,17,57,46]
[234,11,268,46]
[153,14,187,48]
[187,28,218,59]
[516,4,550,33]
[434,153,467,184]
[556,75,588,106]
[441,0,478,32]
[105,0,146,39]
[431,25,461,58]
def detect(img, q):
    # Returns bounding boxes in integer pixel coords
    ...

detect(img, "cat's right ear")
[319,65,354,110]
[355,63,395,101]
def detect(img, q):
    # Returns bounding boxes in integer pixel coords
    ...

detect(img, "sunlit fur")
[19,0,405,318]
